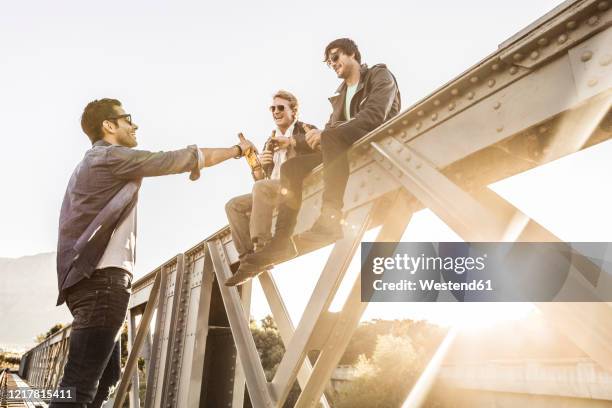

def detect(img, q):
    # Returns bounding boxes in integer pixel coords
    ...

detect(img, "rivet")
[387,128,394,134]
[558,34,568,44]
[470,76,479,83]
[566,20,577,30]
[537,38,549,46]
[491,63,500,71]
[600,54,612,66]
[588,15,600,25]
[509,66,518,75]
[581,51,593,62]
[530,51,540,60]
[467,91,475,100]
[417,110,425,117]
[496,126,504,133]
[493,102,501,110]
[431,113,438,121]
[448,102,456,111]
[587,78,598,87]
[432,99,440,107]
[451,88,459,96]
[513,53,523,62]
[597,1,609,11]
[539,126,548,134]
[416,122,422,130]
[401,119,408,125]
[487,79,496,87]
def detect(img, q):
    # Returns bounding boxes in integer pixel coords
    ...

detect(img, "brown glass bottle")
[238,132,264,181]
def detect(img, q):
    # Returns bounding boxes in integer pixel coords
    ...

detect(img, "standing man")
[51,98,254,407]
[224,90,317,286]
[249,38,401,266]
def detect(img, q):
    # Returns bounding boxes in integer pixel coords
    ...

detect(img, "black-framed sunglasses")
[325,52,341,67]
[107,114,132,125]
[269,105,287,113]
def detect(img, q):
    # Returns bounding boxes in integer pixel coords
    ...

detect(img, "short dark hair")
[324,38,361,64]
[81,98,122,144]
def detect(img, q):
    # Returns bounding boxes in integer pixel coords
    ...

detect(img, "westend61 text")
[373,279,493,292]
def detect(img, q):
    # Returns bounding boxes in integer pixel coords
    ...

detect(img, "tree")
[35,323,65,343]
[334,334,420,408]
[250,316,302,407]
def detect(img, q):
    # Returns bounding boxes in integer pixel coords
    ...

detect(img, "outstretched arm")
[201,138,254,167]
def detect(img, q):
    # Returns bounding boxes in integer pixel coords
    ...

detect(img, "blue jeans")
[50,268,131,408]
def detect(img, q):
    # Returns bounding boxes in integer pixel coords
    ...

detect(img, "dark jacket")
[262,120,317,177]
[324,63,401,141]
[56,140,201,305]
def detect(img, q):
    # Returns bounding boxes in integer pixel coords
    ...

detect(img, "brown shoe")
[225,261,270,287]
[296,207,344,245]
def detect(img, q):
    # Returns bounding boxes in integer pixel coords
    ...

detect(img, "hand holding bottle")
[237,133,257,157]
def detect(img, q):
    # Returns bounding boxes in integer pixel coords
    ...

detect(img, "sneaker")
[247,236,298,266]
[297,207,344,245]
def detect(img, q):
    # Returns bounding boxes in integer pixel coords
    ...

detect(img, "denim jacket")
[56,140,201,305]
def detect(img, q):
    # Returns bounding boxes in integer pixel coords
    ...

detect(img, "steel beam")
[295,194,414,407]
[270,202,375,406]
[208,239,275,408]
[258,272,331,408]
[114,267,163,408]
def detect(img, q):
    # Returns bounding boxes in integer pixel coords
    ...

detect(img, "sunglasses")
[107,114,132,125]
[269,105,288,113]
[325,52,341,66]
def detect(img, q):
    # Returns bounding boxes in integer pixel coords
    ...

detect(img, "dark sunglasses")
[107,114,132,125]
[269,105,287,113]
[325,52,341,66]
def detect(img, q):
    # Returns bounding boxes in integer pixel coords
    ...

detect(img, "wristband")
[233,144,243,159]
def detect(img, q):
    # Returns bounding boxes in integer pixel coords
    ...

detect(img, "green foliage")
[334,334,420,408]
[0,352,21,368]
[35,323,65,343]
[341,319,446,365]
[250,316,301,407]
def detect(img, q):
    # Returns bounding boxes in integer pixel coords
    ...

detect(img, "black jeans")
[275,125,367,235]
[50,267,131,408]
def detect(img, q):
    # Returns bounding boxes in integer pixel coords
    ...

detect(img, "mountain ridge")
[0,252,72,351]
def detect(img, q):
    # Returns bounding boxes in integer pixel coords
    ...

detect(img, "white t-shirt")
[96,205,137,274]
[345,83,359,120]
[96,147,205,275]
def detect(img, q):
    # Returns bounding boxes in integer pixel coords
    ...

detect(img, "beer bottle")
[238,132,264,181]
[264,130,278,153]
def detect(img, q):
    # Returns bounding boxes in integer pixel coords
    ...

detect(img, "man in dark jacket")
[224,90,317,286]
[50,98,253,408]
[249,38,401,266]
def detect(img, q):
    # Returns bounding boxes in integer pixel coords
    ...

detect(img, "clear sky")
[2,0,610,326]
